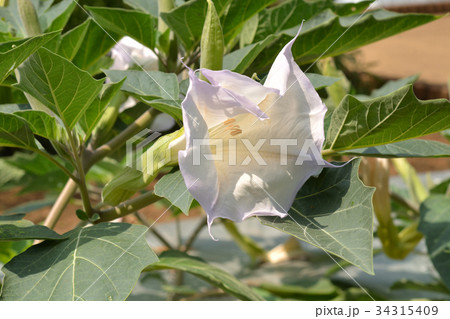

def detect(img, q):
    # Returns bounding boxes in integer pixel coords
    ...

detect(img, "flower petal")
[264,25,327,152]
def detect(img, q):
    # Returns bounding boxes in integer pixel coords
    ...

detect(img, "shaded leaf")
[141,98,182,121]
[123,0,158,16]
[251,9,438,71]
[15,48,103,129]
[40,0,76,32]
[0,223,158,301]
[0,112,38,150]
[79,79,125,140]
[145,250,264,301]
[223,34,276,73]
[419,195,450,290]
[254,0,373,42]
[58,18,91,61]
[0,240,32,265]
[104,69,179,101]
[325,85,450,151]
[259,159,374,274]
[86,6,157,49]
[154,170,194,215]
[306,73,340,90]
[14,110,61,141]
[221,0,275,44]
[72,21,119,71]
[340,140,450,158]
[0,217,65,241]
[0,32,58,83]
[160,0,231,52]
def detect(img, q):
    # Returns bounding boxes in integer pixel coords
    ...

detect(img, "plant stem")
[43,179,78,229]
[182,216,207,252]
[321,149,338,157]
[43,109,157,229]
[97,192,162,223]
[135,212,174,250]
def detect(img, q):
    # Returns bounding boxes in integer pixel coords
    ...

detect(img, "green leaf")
[306,73,341,90]
[123,0,158,16]
[0,240,32,265]
[57,18,91,61]
[251,9,439,71]
[154,170,194,215]
[104,69,179,101]
[221,0,275,44]
[340,140,450,158]
[40,0,76,32]
[4,197,56,215]
[223,34,276,73]
[419,195,450,290]
[0,223,158,301]
[254,0,373,42]
[0,32,58,83]
[15,48,103,129]
[325,85,450,151]
[259,159,375,274]
[0,217,65,241]
[141,98,182,121]
[259,278,338,300]
[86,6,157,49]
[145,250,264,301]
[160,0,231,52]
[0,112,38,150]
[72,21,119,71]
[14,110,61,141]
[79,79,125,140]
[370,75,419,99]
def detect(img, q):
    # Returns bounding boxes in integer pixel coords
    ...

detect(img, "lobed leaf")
[145,250,264,301]
[324,85,450,151]
[259,159,374,274]
[15,48,103,129]
[0,223,158,301]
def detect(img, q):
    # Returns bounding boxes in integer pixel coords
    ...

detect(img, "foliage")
[0,0,448,301]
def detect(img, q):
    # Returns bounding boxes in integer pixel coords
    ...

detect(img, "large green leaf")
[254,0,373,42]
[160,0,231,52]
[58,18,91,61]
[340,140,450,158]
[325,85,450,151]
[104,69,179,101]
[15,48,103,129]
[221,0,275,44]
[0,112,38,150]
[259,159,374,274]
[86,6,157,49]
[154,170,194,215]
[0,32,58,83]
[251,9,438,71]
[145,250,264,301]
[0,223,158,301]
[14,110,61,141]
[0,216,65,241]
[72,21,119,71]
[419,195,450,290]
[79,79,125,140]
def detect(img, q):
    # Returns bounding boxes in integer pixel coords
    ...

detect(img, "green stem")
[135,212,174,250]
[97,192,162,223]
[182,216,207,252]
[221,219,267,261]
[43,109,158,229]
[43,179,78,229]
[321,149,338,157]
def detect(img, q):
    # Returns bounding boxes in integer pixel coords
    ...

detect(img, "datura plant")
[0,0,449,301]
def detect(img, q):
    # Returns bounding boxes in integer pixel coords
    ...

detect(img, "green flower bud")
[200,0,224,79]
[18,0,41,37]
